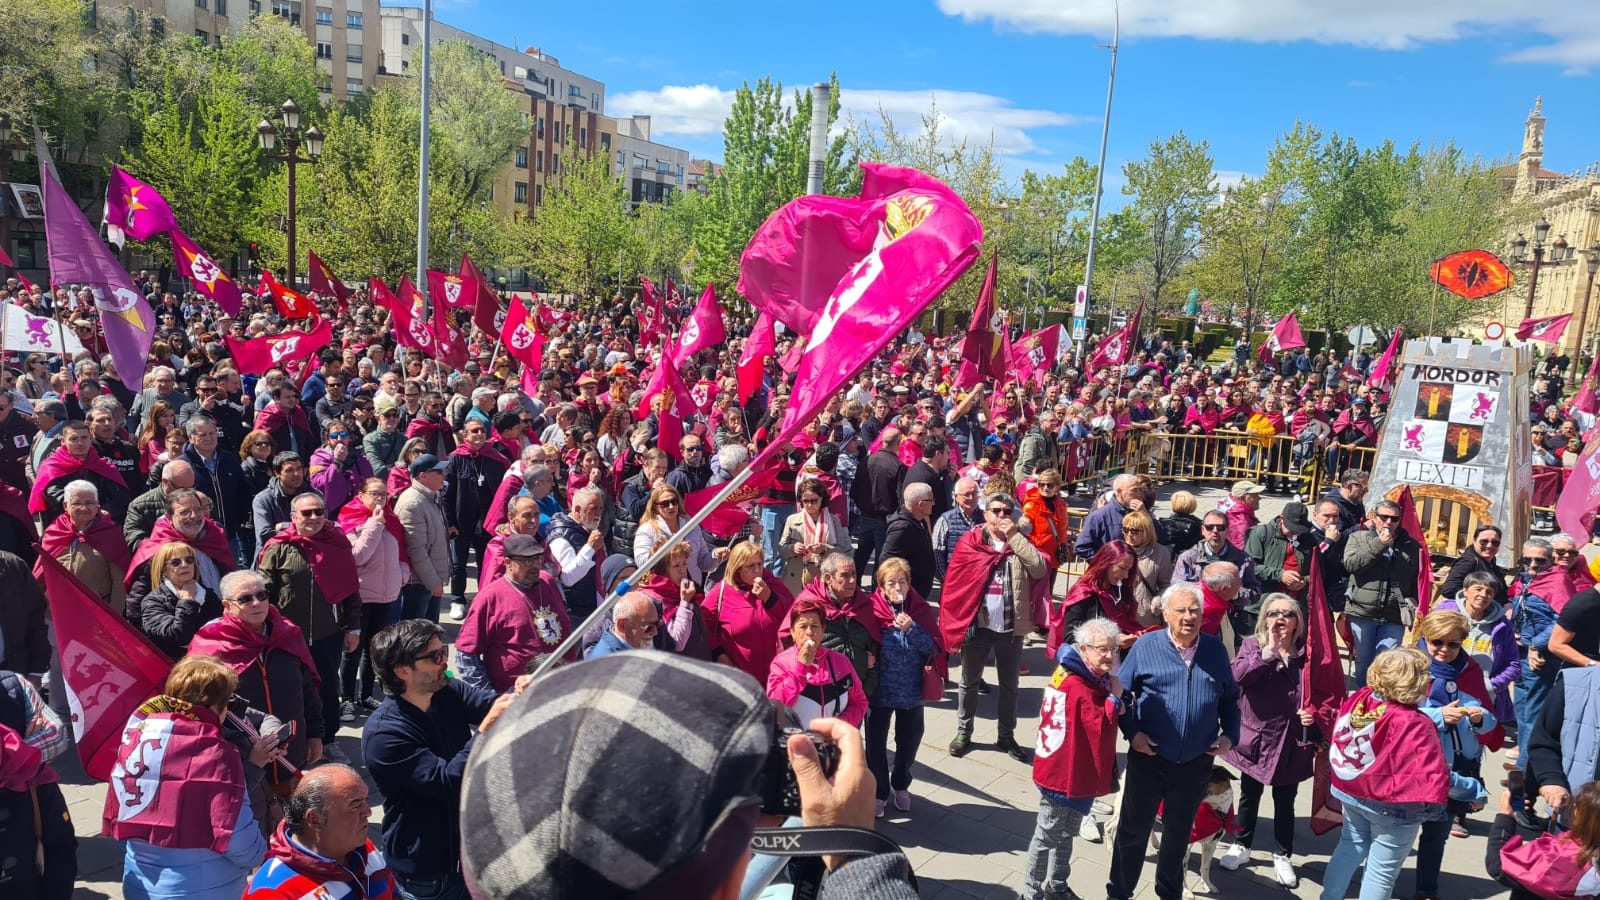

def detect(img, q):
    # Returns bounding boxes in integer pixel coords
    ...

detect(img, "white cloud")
[936,0,1600,68]
[607,84,737,136]
[608,84,1085,157]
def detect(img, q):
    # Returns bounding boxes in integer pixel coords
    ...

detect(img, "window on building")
[515,182,528,203]
[515,147,528,168]
[346,79,364,95]
[536,150,543,172]
[315,9,332,25]
[513,65,526,79]
[579,127,587,148]
[553,122,563,145]
[536,117,544,139]
[633,154,646,170]
[316,42,331,58]
[347,45,362,62]
[215,0,226,13]
[592,92,599,110]
[568,84,583,98]
[346,11,361,28]
[656,160,670,174]
[195,28,209,41]
[401,33,409,45]
[271,1,289,15]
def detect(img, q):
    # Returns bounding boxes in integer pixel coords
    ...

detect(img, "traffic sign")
[1072,317,1087,341]
[1073,285,1088,318]
[1485,321,1505,340]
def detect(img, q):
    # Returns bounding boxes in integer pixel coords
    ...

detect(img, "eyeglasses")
[1264,609,1298,619]
[1477,538,1502,547]
[1523,556,1553,568]
[168,556,195,566]
[801,497,822,505]
[297,508,327,517]
[362,490,388,498]
[328,431,351,439]
[658,498,680,509]
[231,590,271,605]
[682,445,703,453]
[252,441,273,448]
[1201,523,1227,532]
[1426,639,1463,650]
[411,648,449,666]
[1375,514,1401,523]
[638,620,661,634]
[1121,527,1144,535]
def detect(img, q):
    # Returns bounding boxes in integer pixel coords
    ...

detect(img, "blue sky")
[414,0,1600,198]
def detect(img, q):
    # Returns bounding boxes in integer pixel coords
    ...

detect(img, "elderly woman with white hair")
[1024,617,1124,900]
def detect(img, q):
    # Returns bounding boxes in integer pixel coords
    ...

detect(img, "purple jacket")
[1221,636,1317,786]
[1433,595,1520,724]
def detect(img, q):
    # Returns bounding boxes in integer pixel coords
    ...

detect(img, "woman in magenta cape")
[703,541,794,683]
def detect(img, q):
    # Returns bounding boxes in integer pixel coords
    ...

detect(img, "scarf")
[188,607,321,685]
[262,522,361,605]
[1055,579,1141,655]
[264,821,396,900]
[101,697,245,853]
[450,440,511,467]
[337,496,411,568]
[42,511,133,571]
[0,481,30,532]
[406,414,450,442]
[28,445,124,513]
[789,579,884,644]
[0,723,52,792]
[126,516,234,589]
[254,401,312,438]
[938,527,1013,654]
[1424,649,1505,752]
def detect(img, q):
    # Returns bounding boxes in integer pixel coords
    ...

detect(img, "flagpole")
[529,461,762,678]
[1081,0,1119,324]
[415,0,433,298]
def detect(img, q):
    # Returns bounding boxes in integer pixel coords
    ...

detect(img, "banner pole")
[529,460,761,677]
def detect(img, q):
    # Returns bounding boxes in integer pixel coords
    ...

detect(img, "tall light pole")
[257,99,324,288]
[1576,241,1600,361]
[1510,218,1574,323]
[1081,0,1119,322]
[416,0,434,297]
[0,116,28,278]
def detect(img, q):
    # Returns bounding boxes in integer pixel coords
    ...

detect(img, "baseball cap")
[461,653,772,900]
[1230,480,1266,498]
[408,454,449,477]
[1280,501,1312,534]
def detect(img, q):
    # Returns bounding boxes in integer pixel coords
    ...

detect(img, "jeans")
[1514,648,1559,734]
[449,528,489,603]
[1024,793,1086,899]
[340,600,401,703]
[1108,752,1212,900]
[398,872,470,900]
[956,627,1022,738]
[865,705,925,799]
[1347,615,1406,685]
[759,503,790,575]
[400,583,441,623]
[852,514,888,579]
[1235,773,1298,854]
[309,631,344,743]
[1319,791,1428,900]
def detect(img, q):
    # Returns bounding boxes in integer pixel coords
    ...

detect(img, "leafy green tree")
[1121,132,1217,317]
[528,138,633,300]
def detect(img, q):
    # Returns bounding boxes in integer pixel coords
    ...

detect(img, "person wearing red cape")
[865,557,943,817]
[40,480,131,613]
[124,488,236,624]
[30,420,132,524]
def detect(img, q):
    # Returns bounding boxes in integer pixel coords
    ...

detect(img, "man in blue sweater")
[1107,582,1241,900]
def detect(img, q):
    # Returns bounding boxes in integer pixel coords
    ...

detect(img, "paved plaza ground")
[62,485,1515,899]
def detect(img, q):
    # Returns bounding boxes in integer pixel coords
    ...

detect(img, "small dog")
[1108,766,1235,898]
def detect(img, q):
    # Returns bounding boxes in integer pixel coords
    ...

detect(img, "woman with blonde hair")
[1120,510,1173,627]
[136,401,180,476]
[865,556,943,817]
[1160,489,1203,554]
[139,541,224,658]
[632,483,721,584]
[703,540,795,681]
[1319,648,1488,900]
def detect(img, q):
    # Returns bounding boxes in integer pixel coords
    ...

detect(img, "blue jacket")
[1118,629,1241,765]
[361,678,496,881]
[1513,577,1561,652]
[587,629,634,660]
[122,796,265,900]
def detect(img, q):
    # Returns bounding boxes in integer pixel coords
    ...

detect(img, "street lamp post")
[1511,218,1575,322]
[0,116,29,278]
[256,99,324,289]
[1577,241,1600,362]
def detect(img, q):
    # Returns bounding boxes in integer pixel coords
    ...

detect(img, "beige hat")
[1230,480,1266,498]
[374,394,397,414]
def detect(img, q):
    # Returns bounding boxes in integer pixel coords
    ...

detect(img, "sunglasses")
[1264,609,1298,619]
[1201,523,1227,532]
[1522,556,1553,567]
[297,508,327,517]
[252,441,273,448]
[639,620,661,634]
[1477,538,1502,547]
[231,590,271,605]
[328,431,351,439]
[1426,639,1463,650]
[658,499,679,508]
[411,648,449,666]
[986,506,1012,515]
[1375,514,1401,523]
[168,556,195,566]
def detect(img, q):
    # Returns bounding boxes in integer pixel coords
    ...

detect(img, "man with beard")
[547,486,609,623]
[31,420,131,524]
[260,492,364,752]
[178,373,247,449]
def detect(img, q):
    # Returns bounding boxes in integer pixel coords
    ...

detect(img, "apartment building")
[97,0,383,101]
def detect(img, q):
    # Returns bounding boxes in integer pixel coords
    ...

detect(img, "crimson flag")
[501,294,546,372]
[370,276,400,315]
[1304,555,1347,835]
[426,269,475,309]
[1086,298,1144,376]
[260,271,316,319]
[307,250,351,308]
[1516,313,1573,344]
[170,227,244,316]
[1368,328,1403,392]
[1397,485,1436,621]
[33,553,171,782]
[738,312,776,402]
[427,277,469,369]
[460,253,504,335]
[391,276,437,357]
[683,467,781,538]
[954,253,1007,389]
[224,318,333,375]
[1574,355,1600,416]
[638,277,666,348]
[1258,311,1306,364]
[0,244,12,267]
[1011,325,1062,387]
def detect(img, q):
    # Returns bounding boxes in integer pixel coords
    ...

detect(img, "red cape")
[870,585,946,679]
[938,527,1013,654]
[336,495,410,568]
[28,445,124,514]
[253,401,312,437]
[100,698,245,854]
[126,517,234,588]
[406,415,451,444]
[261,522,361,605]
[188,606,320,685]
[1051,579,1140,657]
[41,512,133,571]
[0,481,31,535]
[450,440,510,467]
[785,580,883,644]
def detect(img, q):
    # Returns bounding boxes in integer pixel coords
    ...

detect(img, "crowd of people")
[1,267,1599,899]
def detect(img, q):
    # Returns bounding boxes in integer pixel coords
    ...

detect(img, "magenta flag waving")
[954,253,1007,389]
[1086,298,1144,376]
[224,318,333,376]
[738,312,777,402]
[1558,436,1600,542]
[39,134,155,382]
[170,227,244,316]
[745,163,983,435]
[1367,328,1404,392]
[673,283,727,366]
[1258,311,1306,364]
[739,164,982,337]
[103,166,178,247]
[1011,326,1062,387]
[1516,313,1573,344]
[1574,356,1599,416]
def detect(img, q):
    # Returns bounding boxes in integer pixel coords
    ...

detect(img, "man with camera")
[460,652,918,899]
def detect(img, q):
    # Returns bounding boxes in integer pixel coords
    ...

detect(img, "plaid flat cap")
[462,653,773,900]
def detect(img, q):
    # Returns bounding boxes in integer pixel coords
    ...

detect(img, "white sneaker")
[1078,814,1102,843]
[1092,798,1114,816]
[1217,842,1250,871]
[1271,853,1298,888]
[448,601,466,621]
